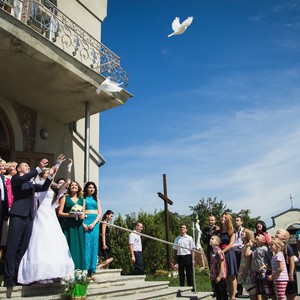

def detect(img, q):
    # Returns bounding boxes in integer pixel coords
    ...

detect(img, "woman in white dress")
[18,155,74,284]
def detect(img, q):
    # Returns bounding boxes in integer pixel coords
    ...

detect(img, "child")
[268,237,289,300]
[237,229,256,299]
[210,235,228,300]
[245,233,274,300]
[275,229,297,300]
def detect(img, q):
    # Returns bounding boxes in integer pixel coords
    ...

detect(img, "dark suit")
[0,174,8,242]
[4,168,51,286]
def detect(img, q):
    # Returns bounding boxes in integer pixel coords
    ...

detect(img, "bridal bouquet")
[70,204,84,220]
[62,269,90,300]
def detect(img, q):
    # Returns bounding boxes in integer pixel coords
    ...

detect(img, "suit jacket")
[10,168,51,218]
[0,174,8,218]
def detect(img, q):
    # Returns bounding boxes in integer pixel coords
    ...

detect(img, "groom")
[4,158,54,287]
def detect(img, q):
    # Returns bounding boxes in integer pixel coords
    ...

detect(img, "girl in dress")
[238,229,256,299]
[18,157,75,284]
[219,213,238,300]
[83,181,101,277]
[268,237,289,300]
[98,210,114,269]
[58,181,86,270]
[275,229,298,300]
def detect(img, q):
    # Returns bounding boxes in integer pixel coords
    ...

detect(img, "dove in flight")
[167,16,193,37]
[96,77,123,94]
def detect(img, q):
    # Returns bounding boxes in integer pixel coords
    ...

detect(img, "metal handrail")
[100,220,205,292]
[0,0,128,87]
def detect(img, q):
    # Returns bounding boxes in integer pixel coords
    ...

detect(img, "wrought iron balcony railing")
[0,0,128,87]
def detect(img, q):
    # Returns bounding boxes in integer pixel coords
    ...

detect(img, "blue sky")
[99,0,300,226]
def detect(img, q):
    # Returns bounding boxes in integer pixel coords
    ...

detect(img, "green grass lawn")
[145,268,212,292]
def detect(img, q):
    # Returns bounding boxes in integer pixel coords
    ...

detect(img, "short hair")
[211,235,221,244]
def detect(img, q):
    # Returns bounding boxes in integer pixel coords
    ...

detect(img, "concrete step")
[105,286,192,300]
[0,269,213,300]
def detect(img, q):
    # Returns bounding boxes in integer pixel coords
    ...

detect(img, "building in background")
[0,0,131,184]
[268,208,300,254]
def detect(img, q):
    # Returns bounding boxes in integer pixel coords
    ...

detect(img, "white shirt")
[173,234,195,256]
[129,230,142,252]
[233,227,244,252]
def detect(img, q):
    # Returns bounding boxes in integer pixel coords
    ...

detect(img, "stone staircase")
[0,269,213,300]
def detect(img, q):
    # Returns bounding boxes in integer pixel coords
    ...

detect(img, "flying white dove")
[96,77,123,94]
[167,16,193,38]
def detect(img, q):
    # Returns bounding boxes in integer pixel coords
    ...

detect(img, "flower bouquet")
[62,269,90,300]
[70,204,84,220]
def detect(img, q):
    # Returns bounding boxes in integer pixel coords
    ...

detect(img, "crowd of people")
[203,213,298,300]
[0,155,299,300]
[0,155,118,288]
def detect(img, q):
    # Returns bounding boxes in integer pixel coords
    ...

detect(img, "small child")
[268,237,289,300]
[246,233,274,300]
[210,235,228,300]
[275,229,298,300]
[238,229,256,299]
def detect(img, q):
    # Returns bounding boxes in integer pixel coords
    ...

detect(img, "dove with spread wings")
[168,16,193,38]
[96,77,123,94]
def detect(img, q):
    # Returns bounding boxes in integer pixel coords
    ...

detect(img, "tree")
[110,214,132,274]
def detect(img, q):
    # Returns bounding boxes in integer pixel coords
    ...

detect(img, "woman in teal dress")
[83,182,101,276]
[58,181,86,270]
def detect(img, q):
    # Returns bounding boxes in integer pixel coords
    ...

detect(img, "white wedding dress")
[18,188,74,284]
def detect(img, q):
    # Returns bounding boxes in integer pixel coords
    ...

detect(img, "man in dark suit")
[4,158,53,287]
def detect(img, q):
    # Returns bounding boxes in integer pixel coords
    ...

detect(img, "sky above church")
[99,0,300,226]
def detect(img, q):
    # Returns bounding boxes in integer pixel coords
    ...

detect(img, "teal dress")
[83,196,99,274]
[61,196,86,270]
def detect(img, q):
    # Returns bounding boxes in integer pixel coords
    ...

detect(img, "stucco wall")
[57,0,107,40]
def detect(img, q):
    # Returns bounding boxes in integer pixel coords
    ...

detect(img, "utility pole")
[157,174,173,270]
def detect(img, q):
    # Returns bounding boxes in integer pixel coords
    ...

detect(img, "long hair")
[221,213,234,236]
[242,228,255,244]
[83,181,98,200]
[102,210,114,221]
[66,181,83,198]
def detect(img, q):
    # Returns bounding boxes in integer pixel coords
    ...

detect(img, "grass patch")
[145,268,212,292]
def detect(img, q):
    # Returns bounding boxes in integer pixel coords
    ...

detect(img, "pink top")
[5,177,14,208]
[271,252,288,282]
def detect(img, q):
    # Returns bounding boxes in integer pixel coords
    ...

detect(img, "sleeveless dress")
[18,189,74,284]
[99,222,113,259]
[61,196,86,270]
[219,231,238,276]
[83,196,99,274]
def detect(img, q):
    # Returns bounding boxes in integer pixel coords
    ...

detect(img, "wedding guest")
[83,181,101,277]
[129,222,144,275]
[275,229,298,300]
[173,224,195,290]
[98,210,114,269]
[255,220,271,245]
[246,233,274,300]
[233,215,244,297]
[268,237,289,300]
[4,158,52,287]
[237,229,256,299]
[203,215,220,295]
[219,213,238,300]
[4,161,17,209]
[18,156,74,284]
[210,235,228,300]
[0,159,8,255]
[58,181,86,270]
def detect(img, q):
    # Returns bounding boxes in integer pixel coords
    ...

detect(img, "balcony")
[0,0,131,123]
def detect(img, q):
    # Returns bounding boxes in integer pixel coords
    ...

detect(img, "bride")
[18,155,74,284]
